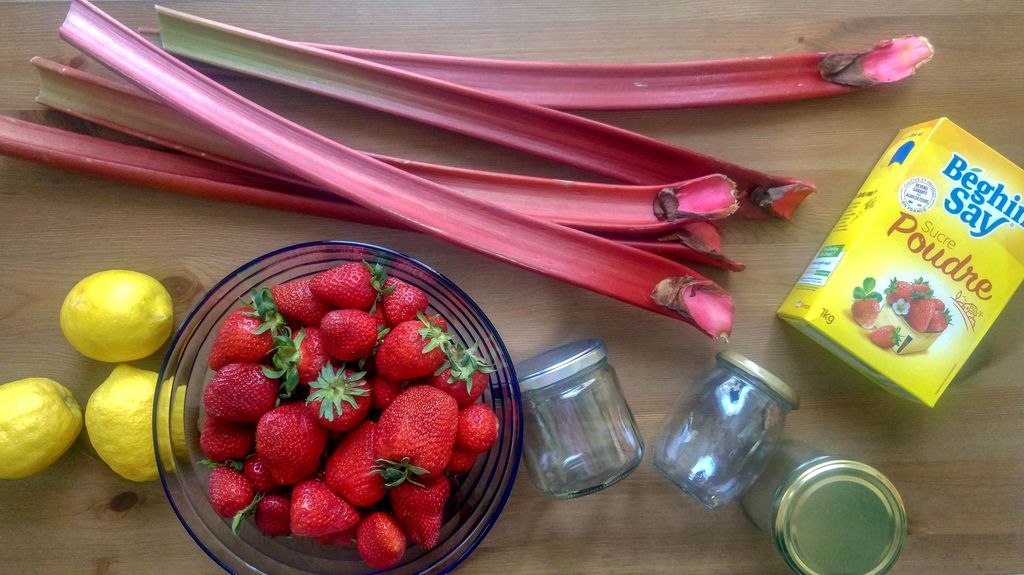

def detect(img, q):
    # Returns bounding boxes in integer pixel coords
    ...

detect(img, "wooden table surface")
[2,1,1023,574]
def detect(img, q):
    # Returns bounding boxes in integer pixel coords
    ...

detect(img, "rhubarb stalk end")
[820,35,934,88]
[651,277,734,340]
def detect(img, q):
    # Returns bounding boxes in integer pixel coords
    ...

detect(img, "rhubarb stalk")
[293,37,933,111]
[59,0,734,337]
[152,6,813,219]
[32,58,737,238]
[0,115,742,270]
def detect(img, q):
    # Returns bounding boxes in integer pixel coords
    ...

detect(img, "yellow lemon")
[60,270,174,363]
[0,377,83,479]
[86,365,165,482]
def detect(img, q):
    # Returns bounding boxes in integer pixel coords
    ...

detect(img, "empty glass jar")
[652,351,799,509]
[740,440,907,575]
[516,340,643,499]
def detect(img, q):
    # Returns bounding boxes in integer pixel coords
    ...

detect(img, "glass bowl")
[155,241,522,574]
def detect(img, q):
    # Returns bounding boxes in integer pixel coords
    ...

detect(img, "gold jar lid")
[717,351,800,410]
[771,457,907,575]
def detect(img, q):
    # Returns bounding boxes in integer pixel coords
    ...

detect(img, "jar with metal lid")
[652,351,799,509]
[516,340,643,499]
[740,440,907,575]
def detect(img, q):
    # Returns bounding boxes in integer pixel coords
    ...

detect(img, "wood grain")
[1,1,1023,574]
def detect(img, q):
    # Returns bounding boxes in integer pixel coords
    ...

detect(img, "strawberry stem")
[245,287,289,337]
[439,342,495,394]
[371,457,429,488]
[265,328,306,397]
[416,312,451,355]
[306,363,369,421]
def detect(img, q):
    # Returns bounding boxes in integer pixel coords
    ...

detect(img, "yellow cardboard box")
[778,118,1024,405]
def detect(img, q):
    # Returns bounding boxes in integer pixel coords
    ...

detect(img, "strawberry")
[906,298,936,332]
[911,277,932,296]
[296,328,329,386]
[851,298,880,329]
[255,402,329,485]
[390,476,450,550]
[455,403,499,453]
[317,525,358,547]
[375,314,450,382]
[243,455,279,493]
[270,278,332,326]
[255,494,291,537]
[371,374,410,411]
[427,314,448,332]
[868,325,900,349]
[208,308,275,370]
[380,278,428,327]
[445,447,478,474]
[850,277,882,329]
[321,309,378,361]
[265,328,330,396]
[428,342,494,408]
[325,421,387,507]
[290,480,361,538]
[208,466,255,518]
[307,364,371,432]
[199,417,255,462]
[375,386,458,482]
[203,363,278,423]
[309,262,377,310]
[429,368,487,408]
[357,512,407,570]
[928,307,952,333]
[884,278,913,305]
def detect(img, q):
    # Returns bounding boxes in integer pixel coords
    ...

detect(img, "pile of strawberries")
[853,276,951,349]
[198,261,500,570]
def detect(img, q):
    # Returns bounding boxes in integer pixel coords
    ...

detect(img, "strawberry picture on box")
[198,261,498,571]
[854,276,952,354]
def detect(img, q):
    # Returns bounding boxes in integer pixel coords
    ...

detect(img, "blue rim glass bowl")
[155,241,522,574]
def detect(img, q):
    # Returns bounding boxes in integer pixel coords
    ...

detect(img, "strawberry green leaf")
[247,287,289,337]
[853,286,866,300]
[862,277,876,292]
[308,363,369,419]
[868,292,883,302]
[372,457,429,488]
[230,493,263,535]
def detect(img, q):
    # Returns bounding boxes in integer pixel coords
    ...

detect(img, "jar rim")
[516,339,607,392]
[717,351,800,410]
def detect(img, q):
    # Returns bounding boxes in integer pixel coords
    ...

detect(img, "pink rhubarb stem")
[59,0,734,338]
[32,57,737,238]
[0,115,397,229]
[297,36,934,111]
[152,6,813,219]
[0,115,739,270]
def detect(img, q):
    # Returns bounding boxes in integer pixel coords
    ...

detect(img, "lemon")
[0,377,83,479]
[86,365,166,482]
[60,270,174,363]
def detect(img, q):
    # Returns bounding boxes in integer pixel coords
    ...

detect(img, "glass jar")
[740,440,907,575]
[516,340,643,499]
[652,351,799,509]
